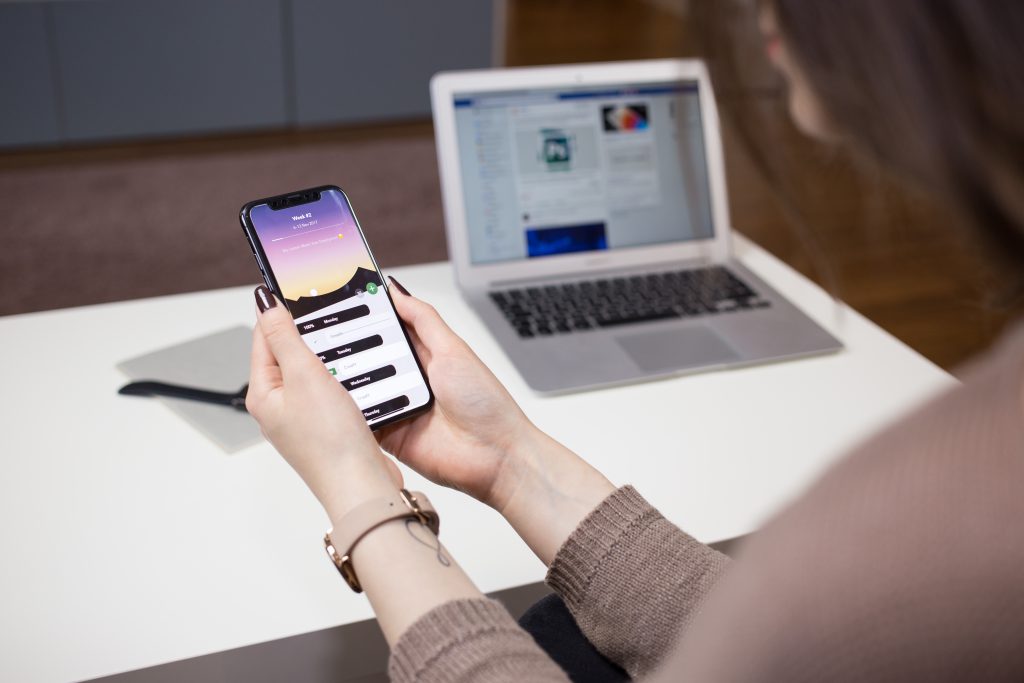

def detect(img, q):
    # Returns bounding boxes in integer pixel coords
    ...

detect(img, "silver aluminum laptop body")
[431,60,841,394]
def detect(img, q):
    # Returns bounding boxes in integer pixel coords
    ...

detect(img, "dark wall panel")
[52,0,288,142]
[291,0,493,125]
[0,3,61,147]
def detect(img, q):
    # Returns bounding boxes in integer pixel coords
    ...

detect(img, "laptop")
[430,59,841,393]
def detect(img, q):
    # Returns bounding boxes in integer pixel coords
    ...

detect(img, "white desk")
[0,235,955,682]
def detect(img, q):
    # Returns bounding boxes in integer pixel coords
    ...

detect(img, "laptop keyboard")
[490,266,770,338]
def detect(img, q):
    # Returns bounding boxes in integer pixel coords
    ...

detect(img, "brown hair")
[695,0,1024,273]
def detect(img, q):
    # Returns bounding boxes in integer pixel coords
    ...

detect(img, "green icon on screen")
[366,282,379,295]
[329,368,337,376]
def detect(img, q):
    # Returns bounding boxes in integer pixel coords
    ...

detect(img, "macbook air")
[430,59,841,393]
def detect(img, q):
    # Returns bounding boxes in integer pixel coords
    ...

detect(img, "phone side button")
[252,252,272,287]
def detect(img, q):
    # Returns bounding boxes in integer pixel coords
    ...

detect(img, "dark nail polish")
[254,285,276,312]
[388,276,411,296]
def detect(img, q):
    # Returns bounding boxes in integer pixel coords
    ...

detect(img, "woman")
[246,1,1024,680]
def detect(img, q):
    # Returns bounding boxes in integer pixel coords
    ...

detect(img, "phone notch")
[268,190,321,211]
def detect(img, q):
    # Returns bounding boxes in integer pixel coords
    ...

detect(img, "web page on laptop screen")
[453,80,715,265]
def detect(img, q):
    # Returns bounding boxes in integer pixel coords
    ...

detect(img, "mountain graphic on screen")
[285,267,383,319]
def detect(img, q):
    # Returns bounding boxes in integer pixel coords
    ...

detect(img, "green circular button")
[366,282,379,295]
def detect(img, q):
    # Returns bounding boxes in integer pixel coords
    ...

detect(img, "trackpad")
[617,326,740,373]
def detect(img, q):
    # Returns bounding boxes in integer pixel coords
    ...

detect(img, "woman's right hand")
[376,277,542,510]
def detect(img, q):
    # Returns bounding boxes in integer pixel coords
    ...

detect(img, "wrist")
[319,462,399,525]
[484,423,550,512]
[487,425,615,566]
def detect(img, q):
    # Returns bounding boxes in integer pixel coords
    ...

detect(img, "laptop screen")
[452,80,715,265]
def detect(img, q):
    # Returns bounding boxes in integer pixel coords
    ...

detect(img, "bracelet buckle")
[399,488,430,527]
[323,535,362,592]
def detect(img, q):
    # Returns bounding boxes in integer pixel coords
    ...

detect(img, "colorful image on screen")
[602,103,650,132]
[249,191,379,317]
[526,222,608,258]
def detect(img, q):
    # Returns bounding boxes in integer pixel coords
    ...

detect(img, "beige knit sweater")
[388,326,1024,681]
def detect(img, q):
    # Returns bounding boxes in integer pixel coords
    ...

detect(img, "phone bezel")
[239,184,435,431]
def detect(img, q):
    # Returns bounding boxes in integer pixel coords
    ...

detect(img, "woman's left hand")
[245,286,401,521]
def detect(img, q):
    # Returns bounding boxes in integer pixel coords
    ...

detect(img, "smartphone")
[240,185,433,430]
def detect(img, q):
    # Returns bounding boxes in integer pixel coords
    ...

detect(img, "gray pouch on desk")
[117,325,261,453]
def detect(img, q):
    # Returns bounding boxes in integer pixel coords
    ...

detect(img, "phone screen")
[246,188,431,427]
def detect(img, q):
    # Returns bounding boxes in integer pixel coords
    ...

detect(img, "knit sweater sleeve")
[546,485,731,679]
[388,598,570,682]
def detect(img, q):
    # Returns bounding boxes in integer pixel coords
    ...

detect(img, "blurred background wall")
[1,0,1018,373]
[0,0,494,147]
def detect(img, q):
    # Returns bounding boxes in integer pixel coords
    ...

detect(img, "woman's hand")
[246,286,400,522]
[381,278,616,564]
[376,278,540,510]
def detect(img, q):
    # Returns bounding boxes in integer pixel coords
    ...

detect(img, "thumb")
[254,285,320,379]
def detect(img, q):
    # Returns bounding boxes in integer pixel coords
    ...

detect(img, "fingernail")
[388,276,411,296]
[254,285,277,312]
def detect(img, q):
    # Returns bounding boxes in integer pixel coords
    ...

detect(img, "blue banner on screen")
[525,223,608,258]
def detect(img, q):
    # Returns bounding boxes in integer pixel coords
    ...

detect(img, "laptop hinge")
[487,256,714,289]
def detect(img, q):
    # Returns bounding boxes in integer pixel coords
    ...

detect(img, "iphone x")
[240,185,433,430]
